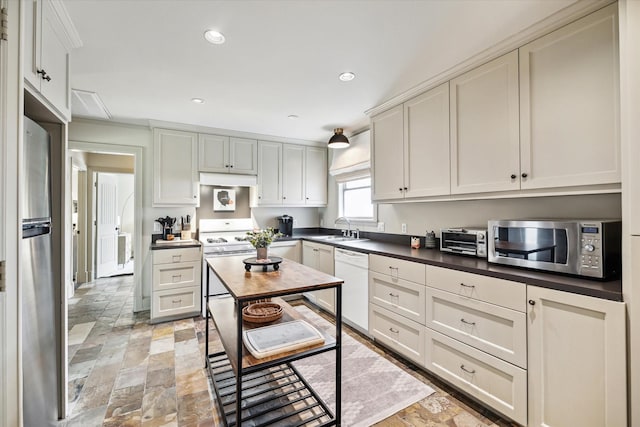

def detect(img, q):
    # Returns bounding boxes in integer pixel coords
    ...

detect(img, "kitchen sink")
[309,235,368,242]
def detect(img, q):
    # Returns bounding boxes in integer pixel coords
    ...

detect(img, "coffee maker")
[277,215,294,236]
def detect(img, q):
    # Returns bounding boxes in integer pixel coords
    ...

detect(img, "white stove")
[199,219,257,311]
[199,218,256,255]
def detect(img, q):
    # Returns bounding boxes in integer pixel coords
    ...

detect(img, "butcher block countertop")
[205,255,343,302]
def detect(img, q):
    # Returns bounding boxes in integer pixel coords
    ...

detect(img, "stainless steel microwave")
[487,219,621,279]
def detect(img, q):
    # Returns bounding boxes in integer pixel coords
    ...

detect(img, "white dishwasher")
[334,248,369,335]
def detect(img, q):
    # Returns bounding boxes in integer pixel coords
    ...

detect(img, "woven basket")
[242,302,283,324]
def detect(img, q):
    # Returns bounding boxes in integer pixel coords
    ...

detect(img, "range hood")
[200,172,257,186]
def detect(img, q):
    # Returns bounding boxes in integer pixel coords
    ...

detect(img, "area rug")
[292,306,435,427]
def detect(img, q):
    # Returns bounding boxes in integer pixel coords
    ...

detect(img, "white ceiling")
[65,0,578,143]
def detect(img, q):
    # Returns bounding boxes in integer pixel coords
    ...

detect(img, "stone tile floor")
[64,275,517,427]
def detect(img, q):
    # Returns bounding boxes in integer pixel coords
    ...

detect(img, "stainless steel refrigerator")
[22,116,60,426]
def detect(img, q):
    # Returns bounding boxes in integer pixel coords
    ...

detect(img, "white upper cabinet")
[23,0,75,121]
[282,144,305,205]
[372,83,450,202]
[153,129,199,206]
[304,146,328,205]
[404,82,450,198]
[519,4,620,190]
[198,134,229,173]
[255,141,327,207]
[450,51,520,195]
[371,105,405,201]
[256,141,283,205]
[199,134,257,174]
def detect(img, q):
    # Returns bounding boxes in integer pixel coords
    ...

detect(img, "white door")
[96,173,118,277]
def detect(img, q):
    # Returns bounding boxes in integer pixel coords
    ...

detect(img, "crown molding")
[365,0,614,117]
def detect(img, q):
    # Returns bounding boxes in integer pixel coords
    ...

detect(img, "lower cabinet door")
[369,304,424,365]
[152,286,201,320]
[424,328,527,425]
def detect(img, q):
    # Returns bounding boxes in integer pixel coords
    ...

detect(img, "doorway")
[69,151,136,282]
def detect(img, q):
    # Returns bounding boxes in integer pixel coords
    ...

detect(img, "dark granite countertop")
[150,240,202,250]
[283,231,623,302]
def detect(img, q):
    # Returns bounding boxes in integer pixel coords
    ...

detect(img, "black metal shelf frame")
[204,261,342,427]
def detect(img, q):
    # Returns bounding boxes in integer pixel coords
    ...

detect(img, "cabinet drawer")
[369,304,424,365]
[426,266,525,312]
[153,261,200,291]
[426,287,526,368]
[424,328,527,426]
[152,286,201,320]
[369,254,426,285]
[153,247,201,265]
[370,271,425,324]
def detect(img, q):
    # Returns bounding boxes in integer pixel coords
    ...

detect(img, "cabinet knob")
[528,299,535,306]
[283,196,287,200]
[399,188,403,192]
[522,173,528,178]
[229,165,233,168]
[510,174,517,179]
[193,195,197,199]
[404,187,408,191]
[306,197,309,200]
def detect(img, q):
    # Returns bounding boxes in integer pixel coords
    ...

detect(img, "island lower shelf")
[207,352,334,426]
[206,296,340,426]
[207,296,337,374]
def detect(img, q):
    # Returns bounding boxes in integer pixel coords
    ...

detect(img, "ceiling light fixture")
[328,128,349,149]
[204,30,226,44]
[191,98,205,104]
[338,72,356,82]
[288,115,299,120]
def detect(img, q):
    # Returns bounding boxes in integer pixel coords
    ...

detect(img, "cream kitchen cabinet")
[198,134,257,175]
[450,51,520,195]
[371,82,450,201]
[269,240,301,263]
[519,4,620,190]
[256,140,282,205]
[304,146,328,205]
[151,246,202,321]
[424,265,527,424]
[368,254,426,364]
[282,144,306,205]
[527,285,626,427]
[152,128,199,206]
[23,0,76,120]
[301,241,335,314]
[255,141,327,207]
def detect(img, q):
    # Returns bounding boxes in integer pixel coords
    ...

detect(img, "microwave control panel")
[579,224,602,276]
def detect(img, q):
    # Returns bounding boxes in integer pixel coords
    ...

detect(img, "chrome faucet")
[335,217,351,237]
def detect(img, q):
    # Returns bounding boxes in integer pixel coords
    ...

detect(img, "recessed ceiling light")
[204,30,225,44]
[191,98,205,104]
[288,115,299,120]
[339,72,356,82]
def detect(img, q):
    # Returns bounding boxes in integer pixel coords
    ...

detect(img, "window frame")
[337,176,377,224]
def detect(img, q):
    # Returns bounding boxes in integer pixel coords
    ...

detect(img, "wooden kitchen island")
[204,255,343,427]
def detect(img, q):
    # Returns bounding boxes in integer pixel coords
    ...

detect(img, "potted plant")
[246,228,282,260]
